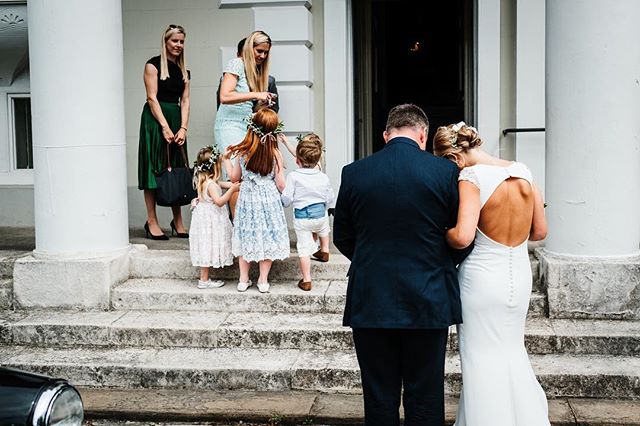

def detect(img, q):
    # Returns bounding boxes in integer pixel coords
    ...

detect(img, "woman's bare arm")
[446,181,481,249]
[529,182,547,241]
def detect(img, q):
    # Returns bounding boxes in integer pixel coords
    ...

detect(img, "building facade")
[1,0,639,318]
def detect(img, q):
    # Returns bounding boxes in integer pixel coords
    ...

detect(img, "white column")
[28,0,129,256]
[324,0,354,188]
[539,0,640,320]
[14,0,130,309]
[545,0,640,257]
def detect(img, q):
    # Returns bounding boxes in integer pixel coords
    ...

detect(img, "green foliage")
[267,412,284,425]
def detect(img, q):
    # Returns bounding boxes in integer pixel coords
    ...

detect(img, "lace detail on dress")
[189,179,234,268]
[232,157,290,262]
[459,167,480,188]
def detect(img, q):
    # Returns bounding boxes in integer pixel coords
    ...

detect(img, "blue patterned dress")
[232,157,290,262]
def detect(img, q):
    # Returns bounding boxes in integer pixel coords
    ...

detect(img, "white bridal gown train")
[454,163,550,426]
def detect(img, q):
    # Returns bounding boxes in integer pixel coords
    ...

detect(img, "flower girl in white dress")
[190,145,240,289]
[434,122,549,426]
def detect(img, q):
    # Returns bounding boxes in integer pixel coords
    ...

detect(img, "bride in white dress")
[433,122,549,426]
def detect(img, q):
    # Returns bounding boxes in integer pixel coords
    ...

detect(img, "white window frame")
[2,92,33,185]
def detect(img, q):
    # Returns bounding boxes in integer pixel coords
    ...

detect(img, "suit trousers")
[352,327,449,426]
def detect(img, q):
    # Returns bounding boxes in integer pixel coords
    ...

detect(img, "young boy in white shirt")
[281,134,335,291]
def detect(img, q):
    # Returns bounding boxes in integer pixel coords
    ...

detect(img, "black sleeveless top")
[146,56,190,103]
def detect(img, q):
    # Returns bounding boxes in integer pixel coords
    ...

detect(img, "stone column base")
[13,246,134,310]
[536,249,640,319]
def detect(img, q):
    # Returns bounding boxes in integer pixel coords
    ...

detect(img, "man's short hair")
[296,135,323,168]
[237,38,247,56]
[385,104,429,133]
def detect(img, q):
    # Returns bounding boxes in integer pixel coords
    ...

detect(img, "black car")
[0,367,83,426]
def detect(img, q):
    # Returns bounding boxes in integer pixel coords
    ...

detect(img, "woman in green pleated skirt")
[138,24,191,240]
[138,102,186,189]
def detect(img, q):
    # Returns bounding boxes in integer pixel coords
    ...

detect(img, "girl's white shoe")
[257,282,270,293]
[198,279,225,289]
[237,280,252,292]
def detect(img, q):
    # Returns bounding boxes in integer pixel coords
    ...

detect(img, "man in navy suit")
[333,104,466,425]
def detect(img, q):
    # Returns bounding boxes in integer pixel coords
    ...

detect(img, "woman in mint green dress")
[215,31,276,152]
[215,31,277,214]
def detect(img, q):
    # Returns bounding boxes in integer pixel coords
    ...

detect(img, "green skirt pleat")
[138,102,188,190]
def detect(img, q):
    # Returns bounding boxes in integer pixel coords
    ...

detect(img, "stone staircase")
[1,246,639,407]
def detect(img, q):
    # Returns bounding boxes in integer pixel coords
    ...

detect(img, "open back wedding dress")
[454,162,550,426]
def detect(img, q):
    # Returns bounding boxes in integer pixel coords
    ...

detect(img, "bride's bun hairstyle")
[433,121,483,159]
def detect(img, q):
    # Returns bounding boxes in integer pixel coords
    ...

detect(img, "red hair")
[228,108,280,176]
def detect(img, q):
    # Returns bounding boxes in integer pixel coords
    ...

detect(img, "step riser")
[130,256,350,281]
[0,279,12,309]
[112,290,345,314]
[130,254,543,292]
[2,362,637,399]
[112,286,546,318]
[5,326,638,356]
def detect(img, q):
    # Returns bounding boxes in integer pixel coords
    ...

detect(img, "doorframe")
[352,0,476,158]
[323,0,355,189]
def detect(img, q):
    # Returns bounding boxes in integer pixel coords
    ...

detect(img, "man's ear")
[419,127,428,145]
[383,130,390,143]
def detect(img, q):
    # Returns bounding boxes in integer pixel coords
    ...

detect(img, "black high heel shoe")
[144,222,169,240]
[170,220,189,238]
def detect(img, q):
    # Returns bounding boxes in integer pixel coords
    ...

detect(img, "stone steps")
[1,345,638,399]
[0,278,12,309]
[112,277,548,317]
[2,310,638,356]
[0,250,27,279]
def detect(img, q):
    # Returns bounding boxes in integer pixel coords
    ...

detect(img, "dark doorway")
[353,0,474,157]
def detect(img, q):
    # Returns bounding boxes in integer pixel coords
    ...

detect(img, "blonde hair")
[160,24,189,82]
[241,31,271,92]
[433,122,483,160]
[296,133,324,168]
[193,146,222,196]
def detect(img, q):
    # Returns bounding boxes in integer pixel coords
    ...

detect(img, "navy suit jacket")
[333,137,466,329]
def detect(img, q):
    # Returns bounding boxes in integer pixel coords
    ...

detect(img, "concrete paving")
[80,388,640,425]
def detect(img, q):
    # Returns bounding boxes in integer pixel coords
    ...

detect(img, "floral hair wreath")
[193,145,221,173]
[449,121,478,149]
[244,114,285,144]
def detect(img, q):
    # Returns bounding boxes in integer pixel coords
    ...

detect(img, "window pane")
[14,97,33,169]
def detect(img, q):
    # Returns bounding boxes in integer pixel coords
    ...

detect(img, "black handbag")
[155,144,197,207]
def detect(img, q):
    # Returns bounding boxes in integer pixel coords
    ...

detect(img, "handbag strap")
[165,143,190,170]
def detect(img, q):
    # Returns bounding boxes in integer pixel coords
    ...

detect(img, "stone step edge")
[4,312,638,356]
[3,345,637,378]
[81,388,639,426]
[114,277,547,297]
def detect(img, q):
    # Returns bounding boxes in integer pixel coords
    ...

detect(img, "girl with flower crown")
[189,145,240,289]
[223,108,290,293]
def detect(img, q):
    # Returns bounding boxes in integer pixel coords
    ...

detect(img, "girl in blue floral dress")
[223,108,290,293]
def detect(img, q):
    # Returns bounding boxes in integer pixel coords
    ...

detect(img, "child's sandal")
[297,279,312,291]
[312,250,330,262]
